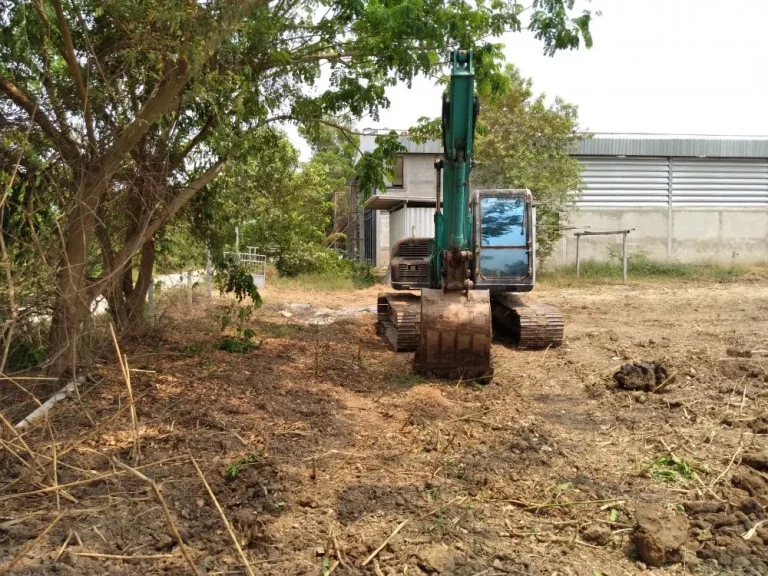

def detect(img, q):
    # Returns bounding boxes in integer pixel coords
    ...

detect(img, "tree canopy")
[0,0,594,375]
[473,64,586,261]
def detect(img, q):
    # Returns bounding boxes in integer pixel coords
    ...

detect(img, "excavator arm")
[414,50,494,382]
[433,50,478,292]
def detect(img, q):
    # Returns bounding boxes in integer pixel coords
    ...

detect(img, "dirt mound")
[403,384,452,423]
[613,361,672,392]
[6,279,768,575]
[631,503,690,566]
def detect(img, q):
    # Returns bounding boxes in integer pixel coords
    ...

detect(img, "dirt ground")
[2,277,768,575]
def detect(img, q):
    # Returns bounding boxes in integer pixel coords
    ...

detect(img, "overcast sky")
[289,0,768,159]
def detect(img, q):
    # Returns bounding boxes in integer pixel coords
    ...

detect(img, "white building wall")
[402,155,440,198]
[554,208,768,265]
[552,155,768,266]
[364,137,768,269]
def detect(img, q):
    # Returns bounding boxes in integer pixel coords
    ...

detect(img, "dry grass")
[1,279,768,574]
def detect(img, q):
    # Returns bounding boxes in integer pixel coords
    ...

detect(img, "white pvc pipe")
[15,376,85,429]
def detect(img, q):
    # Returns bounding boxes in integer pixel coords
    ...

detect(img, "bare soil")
[2,278,768,575]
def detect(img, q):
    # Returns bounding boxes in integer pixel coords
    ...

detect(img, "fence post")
[148,277,154,326]
[622,231,628,284]
[205,249,212,298]
[575,234,581,277]
[187,270,193,305]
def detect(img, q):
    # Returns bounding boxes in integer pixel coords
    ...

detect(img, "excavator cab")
[472,189,536,293]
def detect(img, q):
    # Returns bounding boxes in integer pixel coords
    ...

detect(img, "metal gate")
[223,248,267,288]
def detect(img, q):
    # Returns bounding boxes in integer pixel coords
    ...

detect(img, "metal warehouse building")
[356,134,768,268]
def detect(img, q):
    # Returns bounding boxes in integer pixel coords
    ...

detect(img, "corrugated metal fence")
[577,156,768,208]
[390,206,435,244]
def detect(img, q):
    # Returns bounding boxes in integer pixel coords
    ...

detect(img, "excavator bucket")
[414,289,493,383]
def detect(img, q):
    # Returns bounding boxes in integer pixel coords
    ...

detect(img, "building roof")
[360,132,768,159]
[359,134,442,155]
[574,133,768,158]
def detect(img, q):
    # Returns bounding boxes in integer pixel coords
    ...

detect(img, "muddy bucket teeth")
[414,289,494,384]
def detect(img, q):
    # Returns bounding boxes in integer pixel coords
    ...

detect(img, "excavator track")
[377,292,563,352]
[490,293,564,349]
[377,293,421,351]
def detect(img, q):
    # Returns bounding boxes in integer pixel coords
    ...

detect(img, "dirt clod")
[727,347,753,358]
[613,362,671,392]
[416,543,461,573]
[743,453,768,473]
[683,501,729,515]
[631,503,689,566]
[748,417,768,434]
[732,467,768,500]
[581,523,612,546]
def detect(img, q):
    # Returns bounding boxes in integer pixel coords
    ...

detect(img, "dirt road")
[2,279,768,575]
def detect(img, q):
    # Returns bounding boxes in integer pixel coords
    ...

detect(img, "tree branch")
[169,114,216,172]
[51,0,96,149]
[31,0,51,32]
[0,77,80,163]
[87,0,262,197]
[87,160,226,301]
[127,240,155,308]
[94,208,115,272]
[253,50,362,73]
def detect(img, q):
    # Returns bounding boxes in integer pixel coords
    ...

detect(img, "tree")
[0,0,594,376]
[473,64,587,262]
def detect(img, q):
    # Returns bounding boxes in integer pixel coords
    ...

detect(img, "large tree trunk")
[46,182,102,377]
[107,239,156,337]
[47,160,223,377]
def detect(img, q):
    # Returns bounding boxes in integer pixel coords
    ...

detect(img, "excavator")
[376,49,564,383]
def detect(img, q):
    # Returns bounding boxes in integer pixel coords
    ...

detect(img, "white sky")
[289,0,768,160]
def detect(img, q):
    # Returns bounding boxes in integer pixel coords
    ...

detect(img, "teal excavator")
[376,49,564,383]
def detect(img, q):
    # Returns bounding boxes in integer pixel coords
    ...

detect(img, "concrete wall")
[402,154,440,198]
[376,211,390,268]
[553,208,768,266]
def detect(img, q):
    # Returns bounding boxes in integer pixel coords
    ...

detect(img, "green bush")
[214,255,262,305]
[273,246,377,287]
[4,334,47,371]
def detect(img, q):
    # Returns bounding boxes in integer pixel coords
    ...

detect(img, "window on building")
[390,156,404,188]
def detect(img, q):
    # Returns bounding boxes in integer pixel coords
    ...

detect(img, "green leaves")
[528,1,597,56]
[214,255,262,305]
[225,454,260,481]
[355,131,407,199]
[644,454,704,484]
